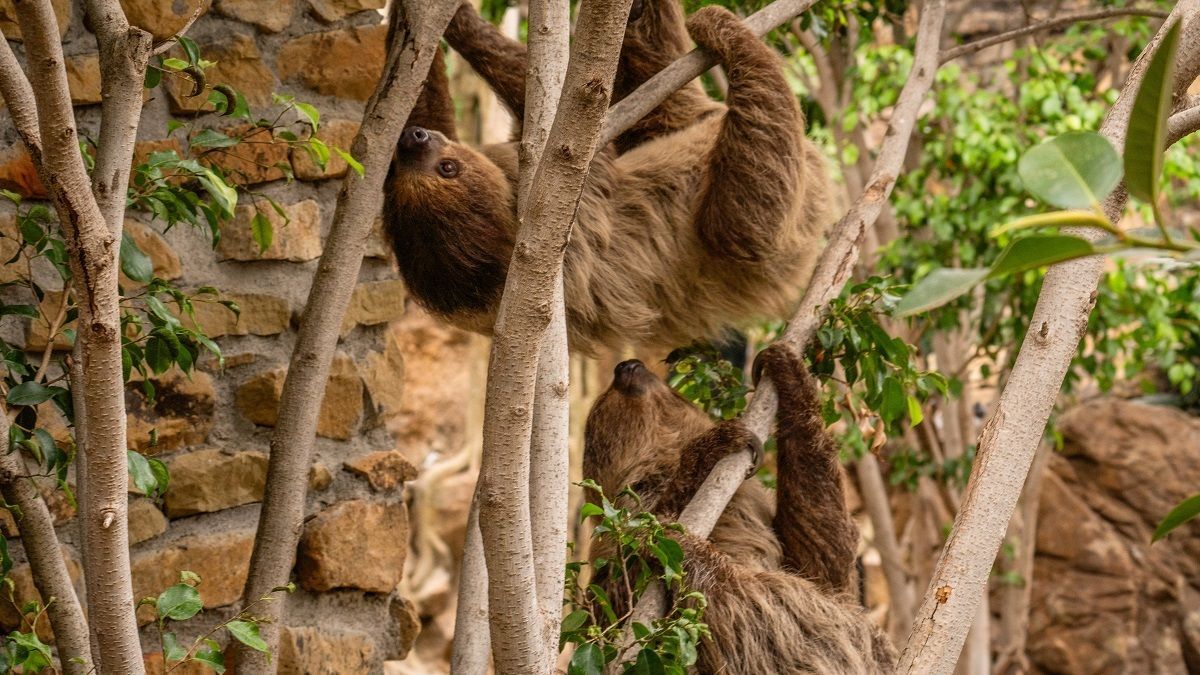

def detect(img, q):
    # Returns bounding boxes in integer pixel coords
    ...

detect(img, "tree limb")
[149,1,205,55]
[0,38,43,171]
[897,5,1198,673]
[10,0,143,671]
[0,407,91,674]
[939,7,1170,64]
[230,1,461,670]
[598,0,820,147]
[474,0,632,669]
[1167,102,1200,146]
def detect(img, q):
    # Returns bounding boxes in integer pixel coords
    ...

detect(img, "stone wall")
[0,1,449,671]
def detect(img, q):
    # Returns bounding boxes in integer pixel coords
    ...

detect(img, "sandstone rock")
[123,219,183,284]
[24,291,73,352]
[131,529,254,625]
[132,138,185,170]
[0,145,46,199]
[216,0,293,32]
[0,0,70,41]
[198,123,291,185]
[126,368,216,454]
[309,0,385,22]
[236,352,363,440]
[389,596,422,659]
[365,216,392,259]
[128,499,169,544]
[292,119,359,180]
[278,626,377,674]
[65,53,101,105]
[0,546,81,638]
[296,500,407,592]
[218,199,322,262]
[278,25,385,101]
[432,469,476,565]
[184,292,290,337]
[1029,398,1200,674]
[0,214,19,283]
[344,450,418,491]
[120,0,211,41]
[168,34,275,112]
[164,448,268,517]
[361,329,405,425]
[341,279,406,337]
[309,462,333,491]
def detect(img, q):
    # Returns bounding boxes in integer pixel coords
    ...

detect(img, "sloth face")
[384,126,517,317]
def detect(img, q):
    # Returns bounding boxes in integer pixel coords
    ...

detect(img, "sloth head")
[584,360,713,499]
[384,125,519,318]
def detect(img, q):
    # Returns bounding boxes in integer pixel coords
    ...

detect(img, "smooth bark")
[231,2,461,670]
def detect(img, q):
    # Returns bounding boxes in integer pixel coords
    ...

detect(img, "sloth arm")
[444,4,528,122]
[756,344,859,595]
[686,6,808,263]
[653,420,759,518]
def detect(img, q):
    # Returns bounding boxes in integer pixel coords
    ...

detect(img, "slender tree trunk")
[0,408,90,674]
[451,498,492,674]
[231,2,461,670]
[993,443,1049,675]
[897,6,1200,672]
[856,455,914,642]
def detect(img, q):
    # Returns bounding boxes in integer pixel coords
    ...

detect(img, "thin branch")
[0,407,91,674]
[1167,102,1200,146]
[150,2,205,55]
[598,0,820,147]
[939,7,1170,64]
[474,0,633,669]
[897,5,1200,673]
[230,2,461,670]
[0,39,43,171]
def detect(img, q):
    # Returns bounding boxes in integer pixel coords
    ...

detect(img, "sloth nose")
[615,360,646,379]
[613,360,651,392]
[399,126,430,151]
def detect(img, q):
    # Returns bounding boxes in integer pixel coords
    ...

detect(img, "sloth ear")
[405,46,459,142]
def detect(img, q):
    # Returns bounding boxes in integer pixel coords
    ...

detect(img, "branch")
[897,4,1200,673]
[598,0,820,147]
[10,0,143,671]
[939,7,1170,64]
[230,1,462,670]
[621,0,947,638]
[856,455,915,641]
[1167,102,1200,146]
[0,39,43,171]
[0,408,91,674]
[474,0,633,670]
[150,1,204,55]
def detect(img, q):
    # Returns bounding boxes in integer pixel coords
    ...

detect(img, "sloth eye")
[436,160,459,178]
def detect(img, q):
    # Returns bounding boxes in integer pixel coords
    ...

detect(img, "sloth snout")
[613,360,654,394]
[399,126,431,151]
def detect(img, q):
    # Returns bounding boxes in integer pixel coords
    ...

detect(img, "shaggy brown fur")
[583,344,895,674]
[385,2,831,353]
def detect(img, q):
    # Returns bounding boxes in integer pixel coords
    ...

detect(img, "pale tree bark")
[521,4,572,671]
[855,455,914,642]
[473,0,632,669]
[618,0,947,633]
[897,5,1200,673]
[230,2,461,670]
[0,407,90,674]
[4,0,150,669]
[993,443,1049,675]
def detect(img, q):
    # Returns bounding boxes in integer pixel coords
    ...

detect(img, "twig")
[150,2,206,56]
[598,0,820,147]
[939,7,1170,64]
[897,5,1200,673]
[1167,102,1200,146]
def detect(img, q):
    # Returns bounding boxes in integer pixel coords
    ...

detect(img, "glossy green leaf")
[194,639,226,673]
[250,212,273,254]
[294,102,319,132]
[630,648,666,675]
[128,450,162,498]
[162,632,188,661]
[894,268,989,317]
[157,583,202,621]
[561,609,589,633]
[178,36,201,65]
[7,382,64,406]
[1018,131,1121,209]
[988,235,1096,277]
[1153,492,1200,541]
[1125,20,1180,204]
[189,129,239,149]
[568,643,604,675]
[121,231,154,283]
[226,620,269,653]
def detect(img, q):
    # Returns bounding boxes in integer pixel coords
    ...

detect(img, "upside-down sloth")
[385,1,831,353]
[584,344,895,673]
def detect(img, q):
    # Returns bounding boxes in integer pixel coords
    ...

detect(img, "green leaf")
[121,231,154,283]
[561,609,589,633]
[880,377,905,425]
[906,396,924,426]
[988,235,1096,278]
[1125,20,1180,204]
[250,212,273,254]
[1018,131,1121,209]
[144,61,163,89]
[162,57,189,71]
[157,583,202,621]
[294,102,319,132]
[178,36,201,65]
[1153,493,1200,541]
[128,450,162,498]
[0,304,39,319]
[630,648,666,675]
[162,632,188,662]
[145,335,173,375]
[303,138,331,171]
[149,457,170,495]
[894,268,989,317]
[196,168,238,218]
[334,147,364,177]
[194,639,226,673]
[190,129,239,149]
[7,382,64,406]
[568,643,604,675]
[226,620,269,653]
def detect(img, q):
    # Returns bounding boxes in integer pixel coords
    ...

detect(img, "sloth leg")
[754,344,858,595]
[653,420,761,517]
[686,6,806,263]
[407,46,459,140]
[444,4,529,122]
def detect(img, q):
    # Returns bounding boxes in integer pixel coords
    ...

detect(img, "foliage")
[140,571,294,673]
[666,345,749,421]
[562,482,709,674]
